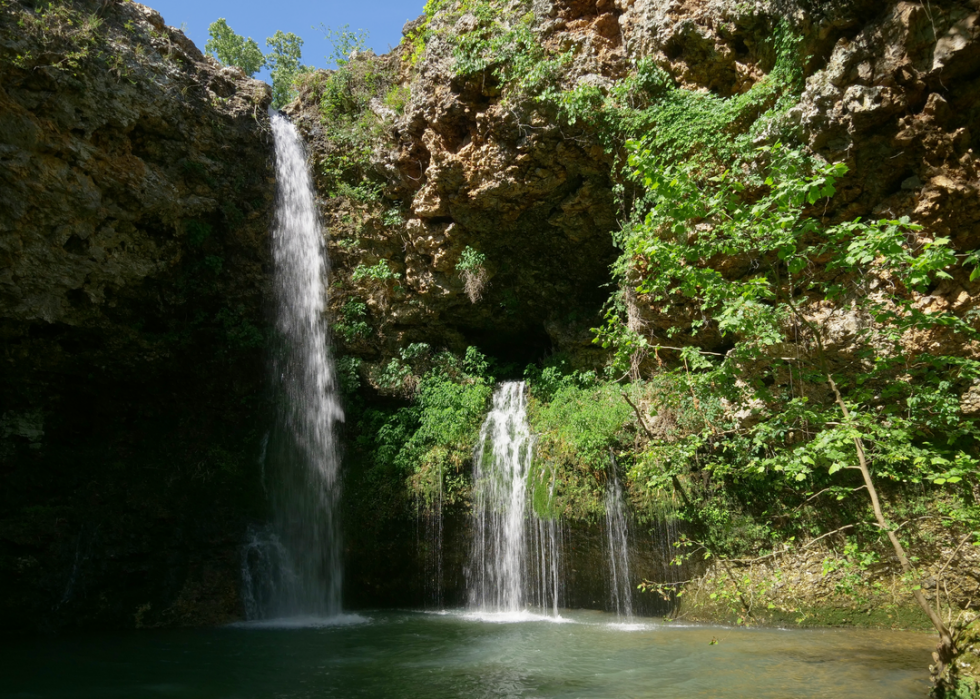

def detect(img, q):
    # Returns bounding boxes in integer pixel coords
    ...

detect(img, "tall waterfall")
[468,381,562,614]
[242,112,344,619]
[604,452,633,619]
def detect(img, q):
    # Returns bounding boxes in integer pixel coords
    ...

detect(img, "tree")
[318,23,368,68]
[599,141,978,696]
[204,19,264,77]
[266,31,305,109]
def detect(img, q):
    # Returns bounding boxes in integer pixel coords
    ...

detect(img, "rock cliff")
[0,0,274,630]
[289,0,979,378]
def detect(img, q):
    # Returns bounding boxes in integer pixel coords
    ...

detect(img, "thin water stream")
[0,611,934,698]
[605,452,634,620]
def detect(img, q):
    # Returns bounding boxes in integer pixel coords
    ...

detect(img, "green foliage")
[318,23,368,68]
[336,355,363,399]
[455,246,486,273]
[383,85,410,113]
[317,60,384,125]
[456,246,489,302]
[266,30,305,108]
[945,676,980,699]
[333,298,370,342]
[449,245,487,304]
[401,0,451,66]
[525,364,633,519]
[402,0,570,98]
[382,207,404,227]
[451,2,571,104]
[821,538,879,596]
[9,2,111,77]
[205,18,264,76]
[351,260,400,283]
[546,23,801,166]
[334,179,384,203]
[298,51,398,205]
[631,25,802,168]
[350,347,493,508]
[597,137,978,543]
[184,219,212,247]
[202,255,223,274]
[216,306,264,351]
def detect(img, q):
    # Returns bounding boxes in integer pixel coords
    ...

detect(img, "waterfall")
[418,474,445,609]
[605,451,634,619]
[242,112,344,618]
[468,381,562,614]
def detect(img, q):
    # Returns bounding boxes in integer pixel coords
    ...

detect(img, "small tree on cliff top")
[266,30,306,109]
[205,19,265,77]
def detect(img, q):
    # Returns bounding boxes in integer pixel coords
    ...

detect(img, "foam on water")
[457,610,576,625]
[605,621,659,632]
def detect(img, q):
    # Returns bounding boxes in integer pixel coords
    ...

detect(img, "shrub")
[455,246,488,303]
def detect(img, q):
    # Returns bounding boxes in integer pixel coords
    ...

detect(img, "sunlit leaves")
[205,19,265,76]
[600,135,978,528]
[266,31,305,108]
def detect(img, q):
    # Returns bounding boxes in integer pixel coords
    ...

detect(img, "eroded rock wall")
[0,0,274,630]
[288,0,979,376]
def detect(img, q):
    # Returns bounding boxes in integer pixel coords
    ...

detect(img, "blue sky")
[147,0,427,81]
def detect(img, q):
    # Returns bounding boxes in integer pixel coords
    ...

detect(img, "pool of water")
[0,609,935,698]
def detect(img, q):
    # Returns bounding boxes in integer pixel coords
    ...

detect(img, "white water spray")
[242,112,344,618]
[468,381,561,614]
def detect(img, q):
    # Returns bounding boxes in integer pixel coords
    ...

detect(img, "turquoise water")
[0,609,934,698]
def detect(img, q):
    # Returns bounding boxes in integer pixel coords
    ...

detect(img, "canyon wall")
[0,0,274,630]
[293,0,980,374]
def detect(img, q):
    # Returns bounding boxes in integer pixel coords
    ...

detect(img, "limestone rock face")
[0,0,273,329]
[288,0,979,379]
[0,0,274,630]
[290,22,626,368]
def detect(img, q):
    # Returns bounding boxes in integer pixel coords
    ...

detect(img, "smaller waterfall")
[529,514,563,616]
[417,473,445,609]
[468,381,562,614]
[605,451,634,619]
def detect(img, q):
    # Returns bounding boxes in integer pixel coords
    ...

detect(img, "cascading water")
[241,111,344,618]
[605,451,634,619]
[417,475,445,609]
[468,381,562,614]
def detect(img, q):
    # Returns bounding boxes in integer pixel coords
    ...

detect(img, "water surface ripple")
[0,610,934,698]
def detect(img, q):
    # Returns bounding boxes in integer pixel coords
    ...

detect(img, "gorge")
[1,0,980,696]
